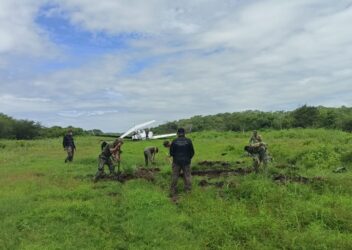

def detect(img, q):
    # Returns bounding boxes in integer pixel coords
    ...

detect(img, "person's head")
[163,140,170,148]
[253,130,257,136]
[67,129,73,136]
[177,128,185,137]
[113,138,124,146]
[113,139,119,146]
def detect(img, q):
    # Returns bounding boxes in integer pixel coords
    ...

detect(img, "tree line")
[2,105,352,140]
[153,105,352,134]
[0,113,104,139]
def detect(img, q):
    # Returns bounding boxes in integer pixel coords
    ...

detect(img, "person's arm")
[189,140,195,159]
[151,148,156,162]
[63,136,67,148]
[110,143,120,154]
[113,152,120,161]
[170,141,175,157]
[110,142,123,161]
[111,144,121,161]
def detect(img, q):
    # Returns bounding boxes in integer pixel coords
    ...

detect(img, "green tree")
[292,105,319,128]
[13,120,42,139]
[342,119,352,132]
[0,113,15,138]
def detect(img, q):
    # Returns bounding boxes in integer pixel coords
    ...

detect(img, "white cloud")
[0,0,55,56]
[0,94,54,113]
[1,0,352,131]
[58,110,119,117]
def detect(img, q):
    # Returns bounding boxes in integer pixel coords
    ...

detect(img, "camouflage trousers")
[252,151,268,172]
[94,155,115,181]
[170,163,192,197]
[65,146,74,162]
[144,150,153,166]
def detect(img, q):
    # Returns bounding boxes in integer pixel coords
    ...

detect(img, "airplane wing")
[119,120,156,138]
[152,133,177,139]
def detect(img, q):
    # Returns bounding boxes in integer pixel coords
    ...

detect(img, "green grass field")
[1,129,352,249]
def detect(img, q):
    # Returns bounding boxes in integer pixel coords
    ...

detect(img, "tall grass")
[0,129,351,249]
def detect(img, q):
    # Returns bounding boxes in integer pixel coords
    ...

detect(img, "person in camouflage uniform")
[249,130,262,145]
[144,146,159,166]
[244,142,268,172]
[94,138,123,182]
[63,129,76,163]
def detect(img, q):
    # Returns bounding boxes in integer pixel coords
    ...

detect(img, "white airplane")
[119,120,176,140]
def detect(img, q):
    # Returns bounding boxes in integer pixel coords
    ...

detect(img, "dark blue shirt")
[170,137,195,166]
[63,134,76,149]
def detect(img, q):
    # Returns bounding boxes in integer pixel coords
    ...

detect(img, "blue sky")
[35,4,136,73]
[1,0,352,132]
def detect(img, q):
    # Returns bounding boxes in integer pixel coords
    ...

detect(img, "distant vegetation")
[0,113,103,139]
[2,105,352,140]
[153,105,352,134]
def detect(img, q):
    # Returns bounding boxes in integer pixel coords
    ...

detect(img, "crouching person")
[94,138,123,182]
[144,146,159,166]
[244,142,268,173]
[169,128,195,202]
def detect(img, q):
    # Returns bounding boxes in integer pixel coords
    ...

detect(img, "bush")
[297,146,340,169]
[341,151,352,164]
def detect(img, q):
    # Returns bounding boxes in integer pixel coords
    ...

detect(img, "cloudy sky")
[1,0,352,132]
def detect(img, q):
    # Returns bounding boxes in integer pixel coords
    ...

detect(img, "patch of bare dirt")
[199,179,225,187]
[97,167,161,183]
[198,179,239,189]
[198,160,231,167]
[273,174,325,184]
[191,167,253,177]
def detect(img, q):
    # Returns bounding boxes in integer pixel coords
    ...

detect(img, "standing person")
[94,138,123,182]
[145,128,150,139]
[144,146,159,166]
[169,128,195,202]
[63,129,76,163]
[249,130,262,145]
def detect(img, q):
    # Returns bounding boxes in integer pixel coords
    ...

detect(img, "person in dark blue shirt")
[169,128,195,201]
[63,129,76,163]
